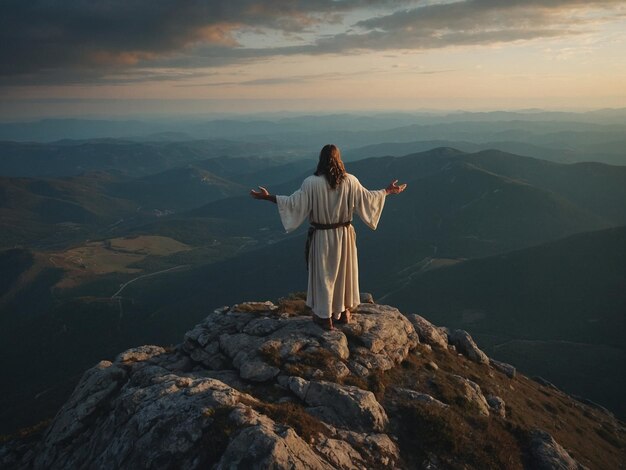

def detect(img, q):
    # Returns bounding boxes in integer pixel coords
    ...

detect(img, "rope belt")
[305,220,352,270]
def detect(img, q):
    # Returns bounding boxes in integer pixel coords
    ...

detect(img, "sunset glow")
[1,1,625,117]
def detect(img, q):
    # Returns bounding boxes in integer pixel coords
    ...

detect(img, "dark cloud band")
[0,0,620,86]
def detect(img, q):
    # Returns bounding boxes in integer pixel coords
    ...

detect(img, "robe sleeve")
[353,176,387,230]
[276,181,310,233]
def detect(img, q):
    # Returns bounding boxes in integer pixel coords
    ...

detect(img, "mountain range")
[0,143,624,438]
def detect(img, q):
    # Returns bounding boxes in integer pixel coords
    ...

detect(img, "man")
[250,144,406,330]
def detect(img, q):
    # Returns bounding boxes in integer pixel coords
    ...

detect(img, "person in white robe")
[250,144,406,329]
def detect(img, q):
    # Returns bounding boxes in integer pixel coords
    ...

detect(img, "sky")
[0,0,625,119]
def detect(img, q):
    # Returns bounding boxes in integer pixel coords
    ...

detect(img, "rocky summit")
[1,293,624,469]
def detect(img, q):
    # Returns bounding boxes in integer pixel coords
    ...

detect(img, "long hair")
[314,144,346,189]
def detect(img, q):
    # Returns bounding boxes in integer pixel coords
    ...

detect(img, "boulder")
[529,429,589,470]
[487,395,506,418]
[336,431,400,468]
[405,314,448,348]
[114,345,167,363]
[28,357,255,470]
[448,329,489,365]
[533,376,560,391]
[238,357,280,382]
[490,358,516,378]
[218,408,333,470]
[391,387,449,408]
[315,437,366,470]
[345,304,419,374]
[291,378,389,432]
[449,374,490,416]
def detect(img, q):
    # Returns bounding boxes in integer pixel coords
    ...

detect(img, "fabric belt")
[305,220,352,270]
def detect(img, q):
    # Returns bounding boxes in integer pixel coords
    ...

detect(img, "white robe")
[276,173,387,319]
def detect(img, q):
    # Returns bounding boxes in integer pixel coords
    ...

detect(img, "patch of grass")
[282,347,346,381]
[365,369,387,402]
[595,425,623,449]
[254,401,330,444]
[340,373,368,390]
[277,292,310,316]
[393,403,524,470]
[194,407,240,466]
[258,341,282,367]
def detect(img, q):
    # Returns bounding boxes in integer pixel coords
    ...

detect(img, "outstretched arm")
[250,186,277,203]
[384,179,407,195]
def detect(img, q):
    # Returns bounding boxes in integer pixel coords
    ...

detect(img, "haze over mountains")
[2,109,626,169]
[0,109,624,440]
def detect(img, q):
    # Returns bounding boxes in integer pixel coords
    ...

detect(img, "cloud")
[0,1,401,81]
[0,0,622,86]
[273,0,622,55]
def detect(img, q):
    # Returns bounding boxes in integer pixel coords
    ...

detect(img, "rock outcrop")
[406,313,448,349]
[1,294,621,470]
[530,430,590,470]
[448,329,489,365]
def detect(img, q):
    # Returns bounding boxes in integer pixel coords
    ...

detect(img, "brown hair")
[314,144,346,189]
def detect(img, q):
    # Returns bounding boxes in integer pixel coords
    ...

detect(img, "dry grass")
[394,401,525,469]
[193,407,239,467]
[49,235,190,288]
[276,291,310,316]
[338,346,625,470]
[107,236,190,255]
[254,401,330,444]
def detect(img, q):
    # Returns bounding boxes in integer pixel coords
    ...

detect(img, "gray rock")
[239,357,280,382]
[346,304,419,369]
[571,396,614,417]
[391,387,449,408]
[336,431,401,468]
[529,429,589,470]
[26,357,257,470]
[490,358,516,378]
[449,374,490,416]
[487,395,506,418]
[189,347,229,370]
[184,302,417,386]
[448,329,489,365]
[284,376,311,400]
[37,360,127,448]
[299,379,389,432]
[217,416,334,470]
[315,437,366,470]
[114,345,166,363]
[242,317,284,336]
[348,362,370,377]
[359,292,375,304]
[533,376,561,391]
[219,333,264,366]
[405,314,448,348]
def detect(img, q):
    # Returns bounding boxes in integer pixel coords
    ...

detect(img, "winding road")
[111,264,190,299]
